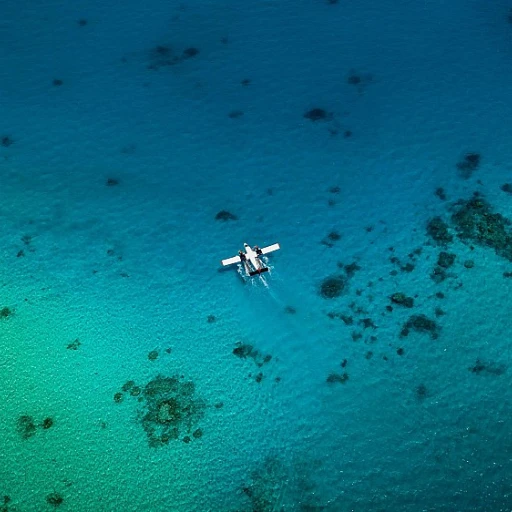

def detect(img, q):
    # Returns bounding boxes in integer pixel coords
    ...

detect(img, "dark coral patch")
[451,194,512,260]
[1,136,14,147]
[426,216,453,245]
[390,293,414,308]
[17,415,37,440]
[215,210,238,221]
[401,314,440,339]
[469,359,506,376]
[303,108,332,122]
[319,275,346,299]
[182,47,199,59]
[46,492,64,507]
[456,152,480,179]
[326,372,349,384]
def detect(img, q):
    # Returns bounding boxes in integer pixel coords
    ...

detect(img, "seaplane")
[221,242,280,277]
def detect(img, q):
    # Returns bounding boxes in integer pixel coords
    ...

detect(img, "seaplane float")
[221,242,280,277]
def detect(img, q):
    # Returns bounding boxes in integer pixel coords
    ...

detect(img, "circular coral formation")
[123,374,207,448]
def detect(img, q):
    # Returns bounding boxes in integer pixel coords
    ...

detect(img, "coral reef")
[451,194,512,260]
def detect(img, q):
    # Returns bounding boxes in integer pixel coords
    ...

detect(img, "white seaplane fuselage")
[220,242,280,277]
[241,243,263,275]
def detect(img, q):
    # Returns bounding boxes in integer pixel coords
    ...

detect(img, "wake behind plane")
[221,242,280,277]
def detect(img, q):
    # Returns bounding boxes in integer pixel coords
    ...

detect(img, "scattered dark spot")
[340,314,353,325]
[344,130,352,138]
[426,216,453,245]
[66,338,81,350]
[303,108,332,122]
[328,231,341,241]
[416,384,428,399]
[469,359,506,375]
[1,136,13,147]
[0,307,13,319]
[401,314,440,339]
[214,402,224,409]
[106,178,119,186]
[284,305,296,314]
[114,392,124,403]
[351,331,362,341]
[207,315,216,323]
[390,293,414,308]
[130,386,141,397]
[233,343,254,359]
[326,372,349,384]
[434,307,445,317]
[341,359,347,368]
[192,428,203,438]
[365,351,373,359]
[148,350,159,361]
[241,78,251,86]
[46,492,64,507]
[500,183,512,194]
[77,18,88,26]
[17,415,37,440]
[41,417,54,429]
[228,110,244,119]
[437,251,456,269]
[122,380,135,392]
[255,372,263,383]
[215,210,238,221]
[16,249,25,257]
[396,347,404,356]
[182,47,199,59]
[359,318,376,329]
[341,262,361,278]
[435,292,445,299]
[456,152,480,179]
[435,187,447,200]
[347,74,361,85]
[329,186,340,194]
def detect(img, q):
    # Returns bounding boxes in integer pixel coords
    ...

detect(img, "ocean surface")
[1,1,512,510]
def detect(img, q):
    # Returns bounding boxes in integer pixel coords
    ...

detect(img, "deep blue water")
[1,1,512,510]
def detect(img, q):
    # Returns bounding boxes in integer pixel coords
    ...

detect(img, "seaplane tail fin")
[260,243,280,255]
[221,255,241,266]
[249,267,269,276]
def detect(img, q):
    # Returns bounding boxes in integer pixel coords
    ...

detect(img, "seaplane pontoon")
[221,242,280,277]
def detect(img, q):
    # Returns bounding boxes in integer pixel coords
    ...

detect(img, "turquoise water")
[1,1,512,510]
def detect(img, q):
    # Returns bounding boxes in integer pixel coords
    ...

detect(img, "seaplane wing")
[221,255,241,266]
[260,243,280,255]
